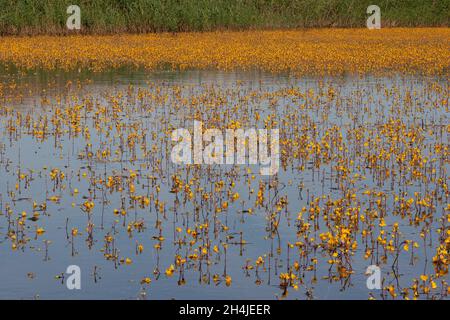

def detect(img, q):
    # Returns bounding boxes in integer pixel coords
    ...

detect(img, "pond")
[0,69,448,299]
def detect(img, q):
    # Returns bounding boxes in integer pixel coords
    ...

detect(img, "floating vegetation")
[0,28,448,75]
[0,69,447,299]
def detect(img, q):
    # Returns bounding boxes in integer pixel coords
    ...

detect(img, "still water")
[0,69,448,299]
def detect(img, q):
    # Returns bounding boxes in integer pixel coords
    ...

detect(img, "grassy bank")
[0,0,448,35]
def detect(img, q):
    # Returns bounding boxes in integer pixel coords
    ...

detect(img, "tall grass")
[0,0,448,35]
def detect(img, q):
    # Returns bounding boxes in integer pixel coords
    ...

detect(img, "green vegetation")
[0,0,448,35]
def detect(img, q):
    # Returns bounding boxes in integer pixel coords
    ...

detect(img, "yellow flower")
[141,277,151,284]
[225,275,232,286]
[165,264,175,277]
[420,275,428,281]
[431,281,437,289]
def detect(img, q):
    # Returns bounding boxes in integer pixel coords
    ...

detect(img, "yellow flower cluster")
[0,28,448,75]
